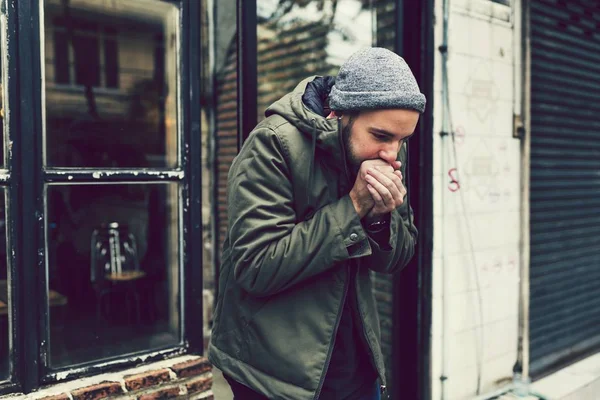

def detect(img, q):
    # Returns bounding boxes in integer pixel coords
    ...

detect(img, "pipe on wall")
[513,0,531,392]
[439,0,450,398]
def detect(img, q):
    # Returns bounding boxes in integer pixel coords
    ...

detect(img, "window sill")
[3,355,213,400]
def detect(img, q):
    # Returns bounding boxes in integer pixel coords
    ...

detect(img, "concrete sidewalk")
[212,367,233,400]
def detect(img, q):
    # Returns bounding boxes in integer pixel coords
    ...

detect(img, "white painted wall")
[431,1,521,399]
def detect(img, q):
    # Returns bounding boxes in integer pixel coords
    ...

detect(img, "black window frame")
[0,0,204,394]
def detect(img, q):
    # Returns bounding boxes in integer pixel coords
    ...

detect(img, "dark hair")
[345,110,360,122]
[335,110,360,121]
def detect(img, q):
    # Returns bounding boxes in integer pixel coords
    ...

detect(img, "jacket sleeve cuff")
[369,210,403,251]
[328,195,372,258]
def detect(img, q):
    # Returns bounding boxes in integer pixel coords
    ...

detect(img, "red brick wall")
[215,38,238,260]
[5,356,212,400]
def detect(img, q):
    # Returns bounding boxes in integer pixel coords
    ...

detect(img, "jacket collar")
[265,76,346,172]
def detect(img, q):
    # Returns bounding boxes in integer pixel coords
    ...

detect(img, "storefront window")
[46,183,180,367]
[43,0,179,168]
[0,0,205,393]
[41,0,183,370]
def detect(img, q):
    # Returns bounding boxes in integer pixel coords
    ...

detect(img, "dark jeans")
[224,374,382,400]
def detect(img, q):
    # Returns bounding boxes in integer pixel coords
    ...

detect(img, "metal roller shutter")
[530,0,600,378]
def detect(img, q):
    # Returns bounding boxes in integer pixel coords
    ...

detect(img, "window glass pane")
[257,0,394,121]
[43,0,179,168]
[47,183,180,368]
[0,189,7,379]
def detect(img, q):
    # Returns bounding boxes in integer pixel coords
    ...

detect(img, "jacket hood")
[265,76,346,170]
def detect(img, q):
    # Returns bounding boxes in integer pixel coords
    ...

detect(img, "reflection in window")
[257,0,394,121]
[0,189,7,379]
[214,0,238,258]
[44,0,179,168]
[52,19,119,88]
[208,1,237,393]
[47,183,180,368]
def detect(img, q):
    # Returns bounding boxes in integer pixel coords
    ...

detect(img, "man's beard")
[342,119,361,181]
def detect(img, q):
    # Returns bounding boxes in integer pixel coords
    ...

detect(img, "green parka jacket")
[208,77,418,400]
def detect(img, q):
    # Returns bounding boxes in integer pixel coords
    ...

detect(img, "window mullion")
[2,0,20,390]
[16,0,44,392]
[184,0,203,354]
[237,0,257,147]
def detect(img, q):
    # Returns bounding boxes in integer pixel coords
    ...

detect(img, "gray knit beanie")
[329,47,426,113]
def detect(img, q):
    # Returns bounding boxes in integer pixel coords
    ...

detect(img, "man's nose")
[379,141,401,164]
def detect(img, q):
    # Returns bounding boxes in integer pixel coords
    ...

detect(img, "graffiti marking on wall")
[448,168,461,192]
[465,62,499,123]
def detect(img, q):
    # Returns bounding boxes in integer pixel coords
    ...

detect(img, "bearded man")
[209,47,425,400]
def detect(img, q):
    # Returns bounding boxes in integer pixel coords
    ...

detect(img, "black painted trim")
[4,0,22,390]
[237,0,257,147]
[16,0,42,392]
[393,0,434,398]
[185,0,205,355]
[0,382,21,396]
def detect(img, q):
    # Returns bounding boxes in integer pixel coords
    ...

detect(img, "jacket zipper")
[313,265,350,400]
[313,119,355,399]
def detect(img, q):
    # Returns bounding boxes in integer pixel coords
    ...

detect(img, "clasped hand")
[349,159,406,220]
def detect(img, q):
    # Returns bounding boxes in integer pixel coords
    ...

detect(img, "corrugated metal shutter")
[530,0,600,378]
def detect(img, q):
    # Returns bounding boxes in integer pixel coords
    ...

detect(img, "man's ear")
[327,110,342,119]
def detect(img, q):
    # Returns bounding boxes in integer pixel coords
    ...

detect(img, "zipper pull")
[380,384,390,399]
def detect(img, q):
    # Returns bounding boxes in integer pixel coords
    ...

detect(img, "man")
[208,47,425,400]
